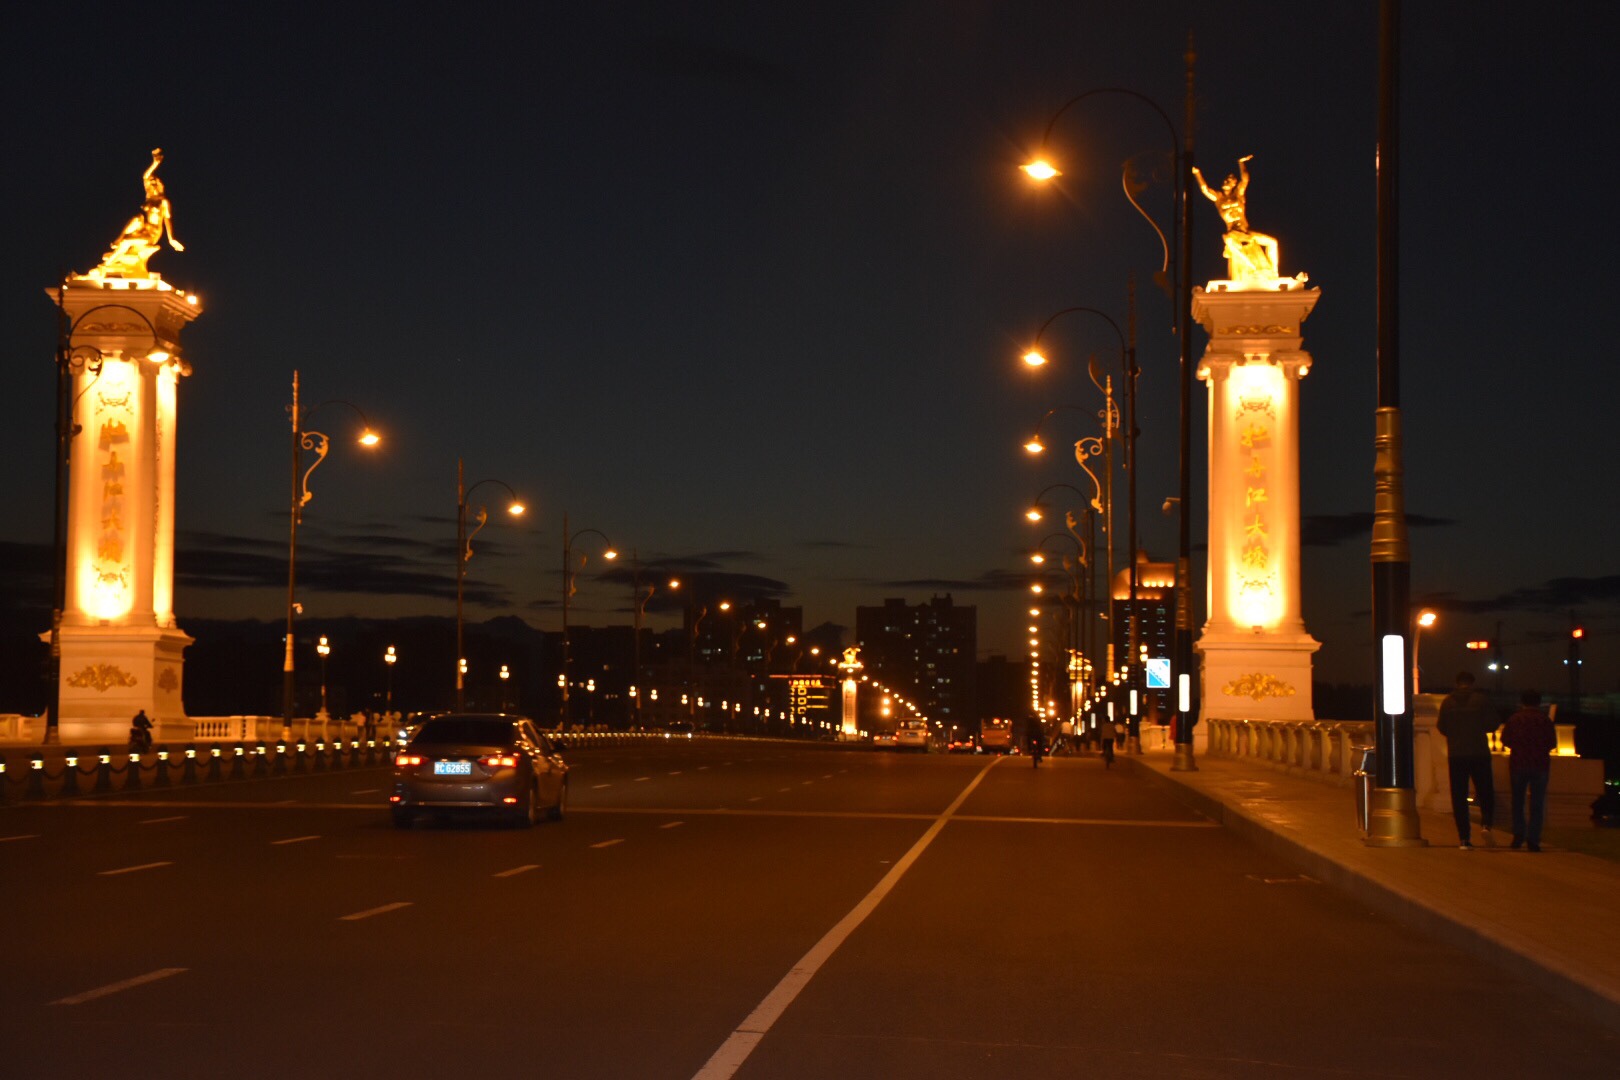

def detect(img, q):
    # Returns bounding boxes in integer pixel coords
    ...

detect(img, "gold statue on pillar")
[84,148,184,279]
[1193,155,1285,287]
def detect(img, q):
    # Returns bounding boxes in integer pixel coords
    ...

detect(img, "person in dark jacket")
[1436,672,1499,849]
[1500,689,1557,852]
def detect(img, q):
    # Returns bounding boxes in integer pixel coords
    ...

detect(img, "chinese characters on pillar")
[1235,377,1278,625]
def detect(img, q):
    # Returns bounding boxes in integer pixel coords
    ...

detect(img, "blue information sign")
[1145,658,1171,689]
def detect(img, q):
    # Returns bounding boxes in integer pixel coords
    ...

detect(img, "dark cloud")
[1302,512,1455,547]
[1422,575,1620,616]
[638,34,799,99]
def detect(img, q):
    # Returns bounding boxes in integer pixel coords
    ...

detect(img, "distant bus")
[979,717,1013,753]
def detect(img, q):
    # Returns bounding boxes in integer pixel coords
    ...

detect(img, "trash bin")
[1353,745,1376,834]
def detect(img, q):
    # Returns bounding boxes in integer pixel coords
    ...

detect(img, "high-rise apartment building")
[855,595,976,730]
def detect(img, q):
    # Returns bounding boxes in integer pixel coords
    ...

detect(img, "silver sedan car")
[390,714,568,828]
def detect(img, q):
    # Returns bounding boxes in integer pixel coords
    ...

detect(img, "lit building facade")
[855,595,976,730]
[1112,551,1177,719]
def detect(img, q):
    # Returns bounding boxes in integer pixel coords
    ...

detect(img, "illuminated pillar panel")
[1193,282,1321,733]
[49,278,201,743]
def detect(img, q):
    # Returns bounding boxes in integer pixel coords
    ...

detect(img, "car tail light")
[395,753,422,767]
[481,754,518,768]
[501,796,518,804]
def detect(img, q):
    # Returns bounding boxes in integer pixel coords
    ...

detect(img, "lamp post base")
[1171,743,1198,771]
[1364,786,1427,847]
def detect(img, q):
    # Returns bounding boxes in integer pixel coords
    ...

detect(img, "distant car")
[390,714,568,828]
[896,720,930,751]
[946,737,977,754]
[872,731,898,749]
[665,720,695,738]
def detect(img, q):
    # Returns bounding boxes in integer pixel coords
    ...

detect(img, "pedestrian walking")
[1500,689,1557,852]
[1436,671,1499,849]
[1097,716,1116,769]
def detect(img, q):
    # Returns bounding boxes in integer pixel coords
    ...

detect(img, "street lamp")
[499,664,511,710]
[560,513,617,727]
[316,635,331,716]
[284,371,380,740]
[1021,49,1200,771]
[456,458,524,711]
[383,645,397,715]
[1412,609,1437,696]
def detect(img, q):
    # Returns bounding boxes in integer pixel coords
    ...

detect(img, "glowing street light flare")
[1024,437,1045,454]
[1021,158,1061,181]
[1022,349,1048,367]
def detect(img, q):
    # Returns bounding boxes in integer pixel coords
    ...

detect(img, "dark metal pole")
[561,512,572,728]
[47,284,73,746]
[1366,0,1424,846]
[282,372,301,741]
[1126,279,1141,751]
[1173,33,1200,770]
[455,458,466,711]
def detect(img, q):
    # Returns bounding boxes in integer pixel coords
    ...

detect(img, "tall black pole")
[1126,278,1141,751]
[1366,0,1424,846]
[282,371,301,741]
[1173,33,1200,770]
[47,284,73,746]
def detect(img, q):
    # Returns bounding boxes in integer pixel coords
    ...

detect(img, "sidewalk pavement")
[1126,747,1620,1032]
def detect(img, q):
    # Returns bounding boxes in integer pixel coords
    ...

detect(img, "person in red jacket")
[1500,689,1558,852]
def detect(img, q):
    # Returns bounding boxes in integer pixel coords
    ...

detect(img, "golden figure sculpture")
[1192,154,1280,286]
[86,148,184,278]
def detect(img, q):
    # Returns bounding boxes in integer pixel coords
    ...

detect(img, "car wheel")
[391,807,413,829]
[522,781,541,828]
[547,779,567,822]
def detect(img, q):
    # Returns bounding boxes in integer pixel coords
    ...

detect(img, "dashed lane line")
[271,835,321,845]
[350,788,380,795]
[494,864,540,878]
[0,834,40,842]
[593,783,613,789]
[98,861,172,876]
[339,902,412,921]
[590,839,625,849]
[51,967,186,1006]
[660,821,685,829]
[634,776,651,782]
[139,815,187,825]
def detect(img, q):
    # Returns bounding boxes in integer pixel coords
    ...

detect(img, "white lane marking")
[98,861,172,876]
[634,776,651,782]
[660,821,684,830]
[0,834,40,843]
[339,902,412,921]
[351,788,380,795]
[271,835,321,845]
[722,762,734,766]
[668,770,683,776]
[821,775,833,780]
[697,765,710,771]
[494,864,540,878]
[591,839,625,849]
[800,781,813,786]
[777,787,791,793]
[593,783,613,789]
[272,799,297,805]
[51,967,186,1006]
[692,756,1000,1080]
[747,796,762,803]
[139,815,187,825]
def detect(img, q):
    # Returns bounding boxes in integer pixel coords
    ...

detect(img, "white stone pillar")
[48,278,202,744]
[1194,281,1321,727]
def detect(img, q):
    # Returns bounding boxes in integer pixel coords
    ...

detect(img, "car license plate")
[433,760,472,776]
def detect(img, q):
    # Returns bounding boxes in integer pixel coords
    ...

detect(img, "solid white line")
[0,834,41,842]
[660,821,684,830]
[51,967,186,1006]
[339,902,412,921]
[692,756,1000,1080]
[271,835,321,845]
[591,838,625,849]
[494,864,539,878]
[139,815,187,825]
[98,861,172,876]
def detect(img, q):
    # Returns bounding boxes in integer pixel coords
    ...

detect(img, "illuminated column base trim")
[1364,786,1428,847]
[1196,632,1320,731]
[47,624,193,744]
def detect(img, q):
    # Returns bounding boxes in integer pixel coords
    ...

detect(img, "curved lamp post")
[1021,51,1200,771]
[284,371,380,740]
[560,513,616,726]
[456,458,524,710]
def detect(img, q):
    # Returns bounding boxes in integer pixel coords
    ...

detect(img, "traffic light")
[1572,627,1585,639]
[1465,640,1490,651]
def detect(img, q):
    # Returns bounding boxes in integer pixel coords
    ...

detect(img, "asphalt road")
[1,740,1615,1078]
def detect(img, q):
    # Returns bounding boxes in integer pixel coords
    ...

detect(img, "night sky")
[3,3,1614,703]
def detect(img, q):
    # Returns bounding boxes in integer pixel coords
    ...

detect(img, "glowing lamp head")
[358,429,381,447]
[1417,610,1437,628]
[1021,349,1048,368]
[1021,158,1061,181]
[1024,437,1045,454]
[145,348,172,364]
[506,501,525,517]
[603,548,618,561]
[1030,553,1045,565]
[1030,583,1044,595]
[1026,506,1044,523]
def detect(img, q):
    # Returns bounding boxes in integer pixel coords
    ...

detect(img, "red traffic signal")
[1464,640,1490,651]
[1572,627,1585,639]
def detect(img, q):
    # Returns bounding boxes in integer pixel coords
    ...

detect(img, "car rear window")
[412,718,515,747]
